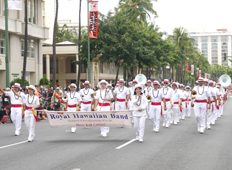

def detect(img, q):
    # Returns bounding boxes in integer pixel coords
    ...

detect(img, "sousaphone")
[219,74,231,87]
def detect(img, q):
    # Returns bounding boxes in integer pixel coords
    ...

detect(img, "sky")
[58,0,232,34]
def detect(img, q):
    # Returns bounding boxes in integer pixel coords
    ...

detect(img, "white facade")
[58,19,87,33]
[0,0,51,88]
[189,30,232,67]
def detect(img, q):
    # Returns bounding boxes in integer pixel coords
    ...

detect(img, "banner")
[89,1,98,38]
[46,111,132,128]
[196,68,199,77]
[199,70,201,77]
[205,73,210,79]
[8,0,22,10]
[185,61,190,71]
[191,65,194,75]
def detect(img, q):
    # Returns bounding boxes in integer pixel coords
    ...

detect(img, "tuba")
[219,74,231,87]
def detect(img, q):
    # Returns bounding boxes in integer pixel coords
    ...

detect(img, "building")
[189,29,232,66]
[0,0,52,88]
[42,41,124,88]
[58,19,87,33]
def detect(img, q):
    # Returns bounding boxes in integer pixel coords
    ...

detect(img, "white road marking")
[0,141,28,149]
[115,139,136,149]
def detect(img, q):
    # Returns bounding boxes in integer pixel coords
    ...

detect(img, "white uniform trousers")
[187,101,191,117]
[98,106,110,135]
[11,108,22,134]
[133,115,146,140]
[150,105,161,130]
[194,102,207,131]
[172,104,179,124]
[146,102,151,118]
[211,102,216,124]
[115,101,127,111]
[24,110,36,140]
[206,106,212,126]
[81,103,92,112]
[129,100,133,117]
[220,103,224,116]
[68,107,77,132]
[181,102,187,119]
[162,102,171,126]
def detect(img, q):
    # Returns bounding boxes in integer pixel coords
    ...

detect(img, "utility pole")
[87,0,91,83]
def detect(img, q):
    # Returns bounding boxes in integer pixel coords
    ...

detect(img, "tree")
[53,0,59,89]
[21,0,28,89]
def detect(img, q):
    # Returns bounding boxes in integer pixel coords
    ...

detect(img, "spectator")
[51,87,62,111]
[0,106,6,124]
[47,88,53,102]
[2,88,10,116]
[40,86,47,99]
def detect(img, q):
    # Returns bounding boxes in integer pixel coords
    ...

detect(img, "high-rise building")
[189,29,232,66]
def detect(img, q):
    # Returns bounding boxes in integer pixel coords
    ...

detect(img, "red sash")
[82,101,91,104]
[11,104,22,108]
[165,99,170,102]
[195,100,207,103]
[25,106,39,122]
[99,103,110,107]
[174,102,179,104]
[151,102,161,106]
[68,105,76,108]
[117,99,126,102]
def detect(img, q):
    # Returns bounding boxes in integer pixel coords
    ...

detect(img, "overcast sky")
[58,0,232,34]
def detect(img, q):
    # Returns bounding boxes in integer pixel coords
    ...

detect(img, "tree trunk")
[172,65,174,82]
[180,61,183,84]
[115,65,120,86]
[53,0,59,89]
[146,68,148,78]
[21,0,28,88]
[76,0,82,87]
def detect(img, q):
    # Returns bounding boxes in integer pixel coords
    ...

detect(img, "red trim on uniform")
[165,99,170,102]
[11,104,22,108]
[174,102,179,104]
[82,101,91,104]
[117,99,126,102]
[99,103,110,107]
[151,102,161,105]
[195,100,207,103]
[182,100,186,102]
[68,105,76,108]
[26,107,33,110]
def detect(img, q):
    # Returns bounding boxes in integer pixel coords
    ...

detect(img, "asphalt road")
[1,95,232,170]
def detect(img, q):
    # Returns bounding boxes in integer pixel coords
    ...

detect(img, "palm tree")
[22,0,28,88]
[119,0,157,23]
[53,0,59,89]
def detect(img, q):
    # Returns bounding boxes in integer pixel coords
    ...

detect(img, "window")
[222,42,227,45]
[201,39,207,42]
[221,50,227,53]
[204,53,208,56]
[202,47,207,49]
[0,0,2,16]
[211,50,217,53]
[211,36,218,42]
[80,64,86,73]
[202,43,207,46]
[0,33,5,54]
[221,39,228,42]
[202,50,208,53]
[221,36,228,38]
[50,60,58,73]
[212,43,217,46]
[21,39,35,58]
[70,60,76,73]
[212,53,217,56]
[201,36,207,39]
[211,46,217,49]
[26,0,37,24]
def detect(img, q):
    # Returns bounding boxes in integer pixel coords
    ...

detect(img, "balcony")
[0,16,49,40]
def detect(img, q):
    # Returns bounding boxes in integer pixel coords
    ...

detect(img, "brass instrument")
[218,74,231,87]
[146,95,151,101]
[93,92,97,98]
[191,90,197,95]
[62,94,68,102]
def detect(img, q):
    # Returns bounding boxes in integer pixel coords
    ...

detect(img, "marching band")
[0,73,230,143]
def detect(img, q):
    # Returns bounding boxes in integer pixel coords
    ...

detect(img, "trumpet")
[146,95,151,101]
[191,90,197,95]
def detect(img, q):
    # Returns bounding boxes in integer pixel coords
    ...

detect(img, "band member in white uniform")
[114,79,130,111]
[80,81,94,112]
[107,84,114,111]
[95,80,113,137]
[148,81,166,132]
[179,84,188,120]
[13,85,39,142]
[0,83,25,136]
[171,82,181,124]
[192,77,210,134]
[132,84,148,142]
[185,86,192,117]
[129,80,138,118]
[67,83,82,133]
[145,80,152,118]
[208,80,218,126]
[203,79,216,129]
[162,79,173,128]
[217,83,224,118]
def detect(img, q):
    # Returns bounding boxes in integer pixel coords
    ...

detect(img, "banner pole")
[5,0,10,88]
[87,0,91,83]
